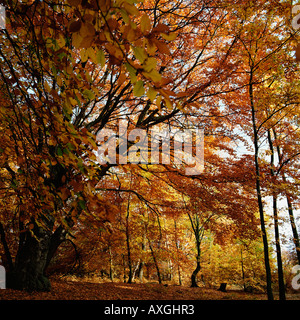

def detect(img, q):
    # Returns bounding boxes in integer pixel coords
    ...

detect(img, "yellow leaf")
[80,49,89,62]
[133,80,145,97]
[160,32,177,41]
[56,34,66,48]
[125,62,137,83]
[133,46,147,64]
[164,97,173,109]
[72,33,84,49]
[147,86,157,102]
[140,14,151,34]
[87,47,97,64]
[123,2,139,16]
[96,49,106,67]
[156,95,162,109]
[144,57,157,73]
[143,68,162,83]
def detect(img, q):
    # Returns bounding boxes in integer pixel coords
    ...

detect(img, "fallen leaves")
[0,278,278,300]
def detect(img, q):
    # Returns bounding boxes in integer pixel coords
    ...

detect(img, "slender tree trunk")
[126,175,133,283]
[286,196,300,265]
[132,260,140,282]
[126,211,133,283]
[137,233,146,282]
[109,246,114,281]
[174,219,182,285]
[249,77,273,300]
[148,238,162,284]
[272,194,286,300]
[272,129,300,264]
[267,130,285,300]
[191,240,201,287]
[240,247,246,291]
[122,254,126,283]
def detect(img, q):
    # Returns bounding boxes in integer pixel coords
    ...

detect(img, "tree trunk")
[240,247,246,291]
[137,233,146,282]
[272,128,300,264]
[249,77,273,300]
[191,240,201,287]
[191,260,201,287]
[0,222,13,272]
[126,175,133,284]
[8,224,52,291]
[148,238,162,284]
[137,261,144,281]
[267,130,285,300]
[218,283,227,292]
[126,210,133,283]
[109,246,114,281]
[174,219,182,286]
[286,195,300,264]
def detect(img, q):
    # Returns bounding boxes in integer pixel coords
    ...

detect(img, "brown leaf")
[69,20,82,33]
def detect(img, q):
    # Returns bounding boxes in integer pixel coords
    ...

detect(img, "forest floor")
[0,277,300,300]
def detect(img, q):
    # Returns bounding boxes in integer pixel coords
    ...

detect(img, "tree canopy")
[0,0,299,299]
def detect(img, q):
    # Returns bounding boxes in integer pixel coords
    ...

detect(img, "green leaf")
[22,116,30,125]
[78,199,86,210]
[133,80,145,97]
[57,146,63,156]
[83,89,95,100]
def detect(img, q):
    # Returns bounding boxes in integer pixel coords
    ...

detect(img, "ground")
[0,277,299,300]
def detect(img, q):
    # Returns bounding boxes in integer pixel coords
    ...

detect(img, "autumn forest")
[0,0,300,301]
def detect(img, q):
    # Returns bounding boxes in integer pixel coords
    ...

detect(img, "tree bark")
[191,261,201,287]
[191,239,201,287]
[249,76,273,300]
[0,222,13,272]
[8,223,52,291]
[148,238,162,284]
[286,196,300,265]
[126,175,133,284]
[272,128,300,264]
[267,130,285,300]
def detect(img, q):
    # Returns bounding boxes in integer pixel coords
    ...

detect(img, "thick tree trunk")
[8,225,52,291]
[7,218,66,292]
